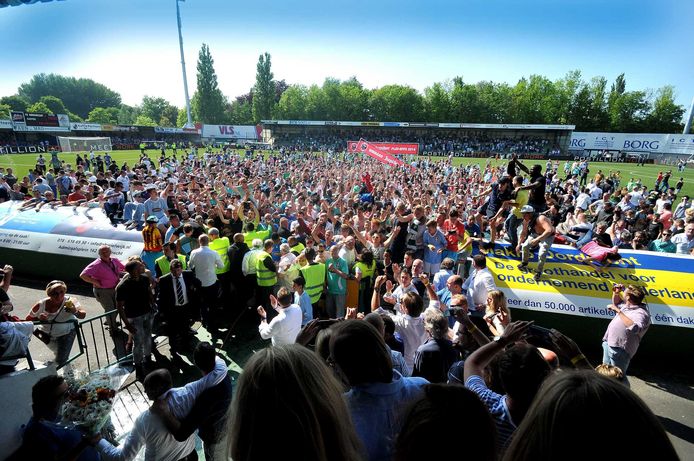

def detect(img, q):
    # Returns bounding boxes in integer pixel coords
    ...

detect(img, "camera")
[243,201,251,211]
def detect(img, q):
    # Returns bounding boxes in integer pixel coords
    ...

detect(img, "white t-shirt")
[258,305,303,346]
[671,233,694,255]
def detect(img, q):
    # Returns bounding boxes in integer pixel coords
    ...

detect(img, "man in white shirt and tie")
[157,259,201,356]
[189,234,224,337]
[463,254,497,317]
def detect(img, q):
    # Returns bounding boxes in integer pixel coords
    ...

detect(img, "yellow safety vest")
[290,242,305,254]
[256,251,277,287]
[209,236,231,274]
[155,254,187,276]
[243,229,270,249]
[300,263,326,304]
[354,260,376,280]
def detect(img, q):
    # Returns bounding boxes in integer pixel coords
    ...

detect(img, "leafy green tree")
[274,85,308,119]
[88,107,119,124]
[339,77,369,120]
[38,95,68,115]
[369,84,424,121]
[177,107,189,127]
[26,101,53,114]
[117,104,139,125]
[424,82,451,122]
[140,96,177,126]
[134,114,157,126]
[0,95,29,112]
[0,103,10,118]
[609,91,650,132]
[252,52,275,122]
[644,86,685,133]
[18,73,121,118]
[193,44,227,124]
[228,98,253,124]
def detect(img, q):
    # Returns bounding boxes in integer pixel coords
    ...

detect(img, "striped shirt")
[142,225,163,252]
[465,374,516,454]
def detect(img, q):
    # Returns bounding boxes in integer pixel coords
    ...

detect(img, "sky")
[1,0,693,112]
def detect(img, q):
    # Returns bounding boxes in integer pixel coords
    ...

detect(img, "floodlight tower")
[176,0,194,129]
[683,97,694,135]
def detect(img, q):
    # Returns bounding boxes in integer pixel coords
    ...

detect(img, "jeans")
[128,312,154,365]
[602,341,631,379]
[326,293,346,319]
[49,329,77,367]
[200,282,220,331]
[521,235,555,273]
[575,229,593,249]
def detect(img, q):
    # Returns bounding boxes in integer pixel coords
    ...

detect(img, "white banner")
[201,124,259,139]
[570,132,694,155]
[70,122,102,131]
[0,120,12,129]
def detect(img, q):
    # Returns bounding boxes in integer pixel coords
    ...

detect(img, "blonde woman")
[26,280,86,367]
[484,290,511,338]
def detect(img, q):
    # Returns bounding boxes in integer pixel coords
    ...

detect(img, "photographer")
[602,284,651,384]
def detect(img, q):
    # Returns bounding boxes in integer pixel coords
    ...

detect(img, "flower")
[62,370,119,434]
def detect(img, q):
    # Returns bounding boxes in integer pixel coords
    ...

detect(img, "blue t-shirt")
[294,291,313,326]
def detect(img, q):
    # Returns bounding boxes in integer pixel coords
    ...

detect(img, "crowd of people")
[273,131,559,157]
[0,144,689,460]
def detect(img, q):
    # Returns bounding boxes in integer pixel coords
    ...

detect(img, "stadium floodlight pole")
[176,0,194,129]
[683,96,694,135]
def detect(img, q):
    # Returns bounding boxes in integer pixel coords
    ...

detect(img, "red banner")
[355,139,414,169]
[347,140,419,155]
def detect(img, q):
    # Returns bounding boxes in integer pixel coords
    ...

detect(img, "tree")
[38,95,68,115]
[88,107,119,124]
[134,114,157,126]
[176,107,189,127]
[339,77,369,120]
[228,98,253,124]
[424,82,451,122]
[0,104,10,118]
[644,86,685,133]
[140,96,178,126]
[192,44,227,124]
[117,104,139,125]
[252,52,275,122]
[274,85,308,119]
[275,79,289,103]
[17,73,121,118]
[0,95,29,112]
[609,91,650,132]
[25,101,53,114]
[369,84,424,121]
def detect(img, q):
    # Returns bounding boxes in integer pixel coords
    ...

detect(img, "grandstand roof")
[261,120,575,131]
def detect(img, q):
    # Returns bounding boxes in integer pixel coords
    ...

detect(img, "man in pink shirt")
[80,245,125,334]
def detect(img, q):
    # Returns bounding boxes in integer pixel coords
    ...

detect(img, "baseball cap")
[520,205,535,214]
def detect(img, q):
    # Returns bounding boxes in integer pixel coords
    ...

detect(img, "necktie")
[175,276,185,305]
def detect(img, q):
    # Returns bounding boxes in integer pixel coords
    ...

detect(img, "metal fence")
[22,310,131,372]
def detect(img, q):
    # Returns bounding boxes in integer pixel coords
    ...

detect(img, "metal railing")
[75,310,132,373]
[25,312,131,372]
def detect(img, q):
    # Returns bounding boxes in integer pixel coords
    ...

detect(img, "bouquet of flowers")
[61,366,128,434]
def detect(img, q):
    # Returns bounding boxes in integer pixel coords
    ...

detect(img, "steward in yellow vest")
[300,248,326,305]
[155,243,188,279]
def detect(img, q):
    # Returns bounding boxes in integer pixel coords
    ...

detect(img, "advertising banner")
[10,111,70,132]
[201,124,260,140]
[570,132,694,155]
[0,145,49,155]
[347,140,419,155]
[355,139,414,169]
[70,122,102,131]
[474,243,694,329]
[0,119,14,129]
[0,201,143,261]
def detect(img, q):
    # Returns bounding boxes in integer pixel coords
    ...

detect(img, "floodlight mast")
[684,97,694,135]
[176,0,194,129]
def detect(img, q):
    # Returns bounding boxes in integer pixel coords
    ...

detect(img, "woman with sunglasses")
[26,281,86,368]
